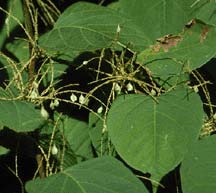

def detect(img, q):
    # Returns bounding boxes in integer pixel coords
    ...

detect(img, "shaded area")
[0,128,38,193]
[190,58,216,116]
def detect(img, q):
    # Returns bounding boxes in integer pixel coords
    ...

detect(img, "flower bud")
[97,106,103,114]
[70,93,77,102]
[51,144,58,155]
[126,82,133,91]
[41,106,49,120]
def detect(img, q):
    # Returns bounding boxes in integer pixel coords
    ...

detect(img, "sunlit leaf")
[39,2,151,59]
[107,87,203,183]
[137,22,216,71]
[195,2,216,26]
[26,156,149,193]
[119,0,198,40]
[181,135,216,193]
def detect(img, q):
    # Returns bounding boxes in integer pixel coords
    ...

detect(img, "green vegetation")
[0,0,216,192]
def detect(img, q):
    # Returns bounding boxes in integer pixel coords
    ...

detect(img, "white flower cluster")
[70,93,89,105]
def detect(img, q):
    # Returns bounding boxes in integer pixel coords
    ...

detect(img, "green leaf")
[0,0,23,49]
[39,121,77,169]
[137,22,216,71]
[26,156,148,193]
[2,39,29,82]
[142,57,189,89]
[119,0,196,41]
[181,135,216,193]
[39,2,151,59]
[60,115,93,161]
[107,87,203,183]
[6,39,29,63]
[89,112,112,156]
[196,2,216,26]
[0,146,9,155]
[42,61,68,87]
[0,88,45,132]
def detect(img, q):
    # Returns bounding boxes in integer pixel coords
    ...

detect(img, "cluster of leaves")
[1,0,216,193]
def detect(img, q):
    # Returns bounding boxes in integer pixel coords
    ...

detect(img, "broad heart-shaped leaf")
[107,87,203,184]
[26,156,149,193]
[0,88,45,132]
[39,2,151,59]
[59,115,93,161]
[181,135,216,193]
[137,22,216,71]
[119,0,196,41]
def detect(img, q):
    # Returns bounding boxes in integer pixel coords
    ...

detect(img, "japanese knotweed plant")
[1,1,216,193]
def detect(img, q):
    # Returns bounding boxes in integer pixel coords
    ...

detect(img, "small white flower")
[193,86,199,93]
[82,60,88,65]
[50,101,55,110]
[116,24,121,33]
[70,93,77,102]
[114,83,121,94]
[97,106,103,114]
[41,106,49,120]
[53,99,59,107]
[213,113,216,120]
[126,82,133,91]
[79,94,89,105]
[30,89,38,99]
[150,89,156,96]
[50,99,59,109]
[51,144,58,155]
[79,94,85,104]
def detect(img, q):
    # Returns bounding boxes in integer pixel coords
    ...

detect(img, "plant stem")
[22,0,35,85]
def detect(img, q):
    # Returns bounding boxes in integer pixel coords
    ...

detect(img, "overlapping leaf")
[181,135,216,193]
[60,115,93,161]
[119,0,196,41]
[26,156,148,193]
[0,0,23,49]
[89,112,111,156]
[0,88,45,132]
[137,22,216,74]
[39,2,151,59]
[195,2,216,26]
[107,87,203,183]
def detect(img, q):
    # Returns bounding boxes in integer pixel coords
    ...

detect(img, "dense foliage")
[0,0,216,193]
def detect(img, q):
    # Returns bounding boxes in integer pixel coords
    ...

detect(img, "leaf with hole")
[137,22,216,71]
[119,0,197,41]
